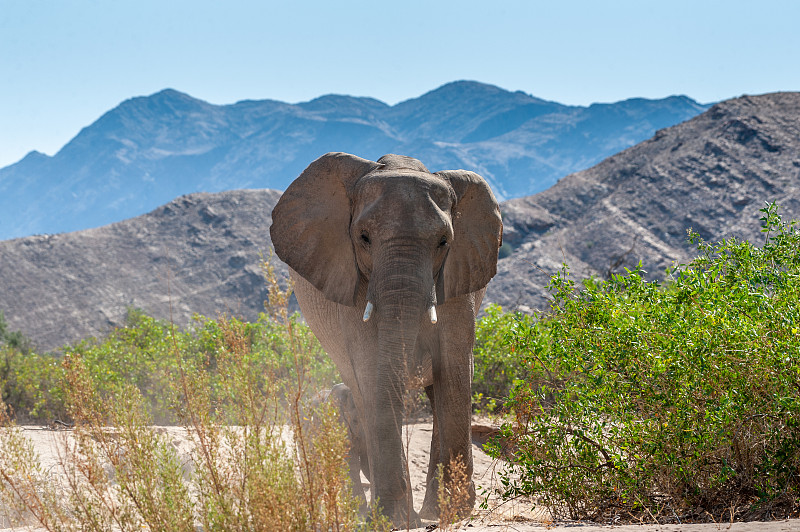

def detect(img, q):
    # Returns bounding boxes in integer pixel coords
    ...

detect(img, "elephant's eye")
[439,236,448,248]
[361,233,371,246]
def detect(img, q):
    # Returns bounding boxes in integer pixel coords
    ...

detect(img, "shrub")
[472,304,536,413]
[0,306,339,425]
[0,347,66,422]
[488,202,800,522]
[0,311,35,354]
[0,256,364,531]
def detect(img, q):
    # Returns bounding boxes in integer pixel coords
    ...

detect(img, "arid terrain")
[1,93,798,351]
[1,93,799,531]
[1,421,797,532]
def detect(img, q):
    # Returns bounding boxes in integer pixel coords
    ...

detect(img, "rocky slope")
[487,92,800,313]
[0,81,706,240]
[0,92,796,350]
[0,190,284,351]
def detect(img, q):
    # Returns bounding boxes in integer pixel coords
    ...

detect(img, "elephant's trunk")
[372,299,420,516]
[367,245,433,519]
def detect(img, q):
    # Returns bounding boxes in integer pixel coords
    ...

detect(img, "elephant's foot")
[368,499,422,529]
[395,508,422,529]
[419,499,476,523]
[418,477,477,522]
[367,511,422,529]
[418,500,439,521]
[418,478,439,520]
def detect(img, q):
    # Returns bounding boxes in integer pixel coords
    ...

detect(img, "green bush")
[0,347,66,422]
[0,311,34,354]
[488,202,800,522]
[472,304,535,413]
[1,308,339,424]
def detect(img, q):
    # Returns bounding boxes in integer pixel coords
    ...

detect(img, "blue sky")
[1,0,799,168]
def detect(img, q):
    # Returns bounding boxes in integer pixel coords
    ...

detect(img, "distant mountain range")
[0,81,708,240]
[0,91,797,351]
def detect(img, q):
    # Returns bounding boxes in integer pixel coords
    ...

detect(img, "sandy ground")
[1,422,797,532]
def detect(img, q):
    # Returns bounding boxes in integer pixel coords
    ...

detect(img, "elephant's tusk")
[428,305,437,324]
[363,301,374,322]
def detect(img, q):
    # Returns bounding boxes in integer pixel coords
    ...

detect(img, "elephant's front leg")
[367,376,421,527]
[419,385,442,520]
[420,302,477,521]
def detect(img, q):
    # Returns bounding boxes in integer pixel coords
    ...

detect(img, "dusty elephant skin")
[270,152,502,526]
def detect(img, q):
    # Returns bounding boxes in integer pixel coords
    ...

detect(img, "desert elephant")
[270,152,502,526]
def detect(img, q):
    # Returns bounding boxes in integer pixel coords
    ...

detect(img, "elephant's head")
[270,152,502,324]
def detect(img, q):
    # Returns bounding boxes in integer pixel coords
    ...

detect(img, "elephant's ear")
[270,152,380,306]
[435,170,503,299]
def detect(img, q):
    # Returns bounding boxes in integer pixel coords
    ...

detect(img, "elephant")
[270,152,502,526]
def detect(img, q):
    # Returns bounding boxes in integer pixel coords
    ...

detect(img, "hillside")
[487,92,800,312]
[0,81,707,240]
[0,190,284,350]
[0,92,796,350]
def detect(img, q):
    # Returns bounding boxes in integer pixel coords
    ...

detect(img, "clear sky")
[1,0,799,168]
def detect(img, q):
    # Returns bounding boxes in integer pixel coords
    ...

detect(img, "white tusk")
[428,305,438,324]
[363,301,374,322]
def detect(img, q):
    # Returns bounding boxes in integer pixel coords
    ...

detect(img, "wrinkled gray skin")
[307,383,370,511]
[270,152,502,526]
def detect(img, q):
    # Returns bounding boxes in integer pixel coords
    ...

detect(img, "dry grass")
[0,253,365,531]
[437,454,472,531]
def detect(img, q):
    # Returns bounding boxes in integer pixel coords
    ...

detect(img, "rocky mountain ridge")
[1,92,797,351]
[0,81,707,240]
[487,92,800,312]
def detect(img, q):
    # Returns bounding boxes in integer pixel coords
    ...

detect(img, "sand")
[1,423,797,532]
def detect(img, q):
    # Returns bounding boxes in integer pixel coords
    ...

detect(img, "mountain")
[0,81,708,240]
[2,92,793,351]
[486,92,800,313]
[0,190,285,351]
